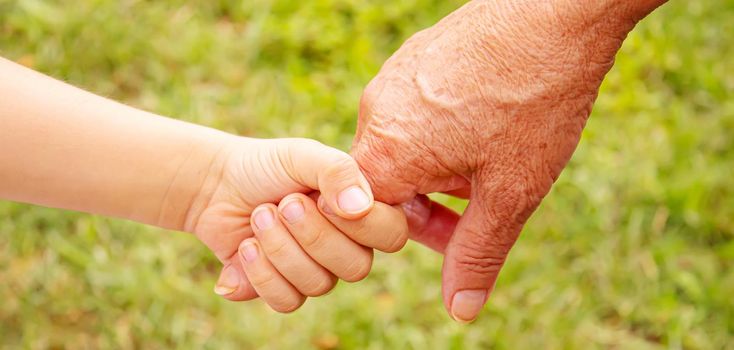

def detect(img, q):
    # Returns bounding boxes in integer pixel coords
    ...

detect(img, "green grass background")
[1,0,732,349]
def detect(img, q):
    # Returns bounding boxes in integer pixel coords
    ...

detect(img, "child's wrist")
[155,129,239,232]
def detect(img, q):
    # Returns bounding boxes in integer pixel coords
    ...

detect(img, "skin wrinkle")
[480,7,585,103]
[257,147,282,204]
[229,146,265,209]
[197,203,252,263]
[345,220,370,246]
[156,140,197,228]
[298,227,329,250]
[262,236,290,261]
[482,174,532,226]
[450,218,514,274]
[181,142,233,233]
[340,252,372,282]
[300,274,334,297]
[405,105,466,177]
[368,110,446,184]
[320,156,360,191]
[362,121,406,175]
[455,226,515,262]
[385,221,409,252]
[418,47,501,167]
[353,137,399,201]
[281,139,307,187]
[245,263,279,287]
[260,291,300,313]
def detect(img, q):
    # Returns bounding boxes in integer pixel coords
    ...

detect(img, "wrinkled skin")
[352,0,666,321]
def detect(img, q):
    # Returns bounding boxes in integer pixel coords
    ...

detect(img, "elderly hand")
[352,0,666,322]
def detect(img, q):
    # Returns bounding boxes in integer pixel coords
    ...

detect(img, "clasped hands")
[205,0,665,322]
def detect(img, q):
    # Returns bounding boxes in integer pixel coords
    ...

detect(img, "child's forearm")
[0,57,232,230]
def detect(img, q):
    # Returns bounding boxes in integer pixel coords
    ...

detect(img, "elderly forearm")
[0,57,232,229]
[621,0,668,21]
[578,0,668,29]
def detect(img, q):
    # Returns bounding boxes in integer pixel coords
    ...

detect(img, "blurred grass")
[0,0,732,349]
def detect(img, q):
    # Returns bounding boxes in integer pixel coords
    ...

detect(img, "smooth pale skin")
[0,57,409,312]
[352,0,668,322]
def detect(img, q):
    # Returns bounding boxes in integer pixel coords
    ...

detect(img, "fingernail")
[401,195,431,214]
[337,186,371,214]
[280,199,305,224]
[240,241,259,262]
[253,208,274,230]
[400,195,432,225]
[451,289,488,323]
[214,265,239,296]
[318,196,335,216]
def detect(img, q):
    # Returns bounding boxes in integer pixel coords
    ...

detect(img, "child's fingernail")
[337,186,371,214]
[240,241,259,262]
[214,265,239,296]
[253,208,274,230]
[450,289,488,323]
[281,199,305,223]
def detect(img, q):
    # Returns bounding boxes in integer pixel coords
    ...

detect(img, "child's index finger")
[316,195,409,253]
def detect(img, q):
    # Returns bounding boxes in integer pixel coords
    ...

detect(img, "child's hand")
[183,137,408,311]
[238,192,407,312]
[0,58,406,314]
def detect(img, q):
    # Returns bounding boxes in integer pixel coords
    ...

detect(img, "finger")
[278,139,374,219]
[278,193,374,282]
[317,195,409,253]
[214,261,259,302]
[238,238,306,313]
[441,173,530,323]
[401,195,461,253]
[442,186,471,199]
[251,204,338,297]
[194,216,256,263]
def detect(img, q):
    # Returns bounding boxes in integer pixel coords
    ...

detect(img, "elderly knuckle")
[453,225,515,275]
[455,246,505,276]
[360,79,380,113]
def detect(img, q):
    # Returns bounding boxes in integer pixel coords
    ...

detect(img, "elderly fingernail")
[451,289,488,323]
[280,199,305,223]
[401,195,432,224]
[253,208,274,230]
[214,265,239,296]
[318,196,335,215]
[240,240,259,262]
[337,186,371,214]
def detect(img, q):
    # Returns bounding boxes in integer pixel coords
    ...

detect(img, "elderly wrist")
[618,0,668,22]
[560,0,666,31]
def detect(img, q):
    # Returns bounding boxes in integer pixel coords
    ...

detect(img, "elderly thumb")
[440,176,527,323]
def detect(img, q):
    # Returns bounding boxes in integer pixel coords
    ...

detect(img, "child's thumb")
[277,138,374,219]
